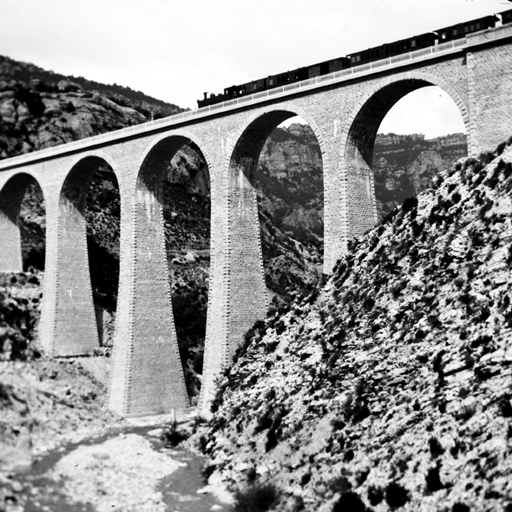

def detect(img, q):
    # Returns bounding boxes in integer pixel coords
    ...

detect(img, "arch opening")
[58,156,121,353]
[0,173,46,272]
[346,80,468,226]
[137,136,211,405]
[84,164,121,348]
[230,110,324,313]
[0,173,46,360]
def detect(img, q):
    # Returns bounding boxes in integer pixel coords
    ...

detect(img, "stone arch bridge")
[1,24,512,417]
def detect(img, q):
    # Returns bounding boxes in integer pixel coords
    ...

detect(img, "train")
[197,9,511,108]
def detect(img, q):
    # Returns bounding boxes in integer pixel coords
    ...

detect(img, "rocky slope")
[196,142,512,512]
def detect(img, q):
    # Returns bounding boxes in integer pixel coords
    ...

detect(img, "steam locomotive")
[198,9,511,108]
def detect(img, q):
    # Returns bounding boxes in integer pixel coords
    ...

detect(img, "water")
[14,426,232,512]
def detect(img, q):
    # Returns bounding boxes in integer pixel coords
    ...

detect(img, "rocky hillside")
[197,142,512,512]
[0,54,183,125]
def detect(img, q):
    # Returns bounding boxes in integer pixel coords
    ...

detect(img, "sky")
[0,0,509,137]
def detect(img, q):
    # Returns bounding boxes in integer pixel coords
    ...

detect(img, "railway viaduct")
[1,24,512,417]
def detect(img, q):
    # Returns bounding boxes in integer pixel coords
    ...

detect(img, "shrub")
[64,101,76,113]
[331,416,346,430]
[194,434,207,453]
[495,141,507,155]
[367,485,384,506]
[498,395,512,417]
[478,151,495,165]
[160,420,189,446]
[233,482,280,512]
[425,464,444,492]
[428,436,445,458]
[385,482,410,508]
[332,491,367,512]
[202,463,216,480]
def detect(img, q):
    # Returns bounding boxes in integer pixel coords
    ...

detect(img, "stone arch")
[121,132,214,414]
[52,154,121,356]
[224,104,327,351]
[61,152,121,206]
[340,71,470,239]
[227,103,328,178]
[138,129,215,186]
[136,131,213,207]
[341,71,470,166]
[0,172,46,272]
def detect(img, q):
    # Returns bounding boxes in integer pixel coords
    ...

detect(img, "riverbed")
[7,426,233,512]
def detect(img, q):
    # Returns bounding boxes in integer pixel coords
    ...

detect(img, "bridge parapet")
[1,23,511,174]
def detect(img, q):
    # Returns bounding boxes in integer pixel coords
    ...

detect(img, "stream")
[11,426,233,512]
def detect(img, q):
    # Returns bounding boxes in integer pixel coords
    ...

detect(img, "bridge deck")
[0,23,511,171]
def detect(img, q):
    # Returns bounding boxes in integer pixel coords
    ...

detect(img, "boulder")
[56,80,82,93]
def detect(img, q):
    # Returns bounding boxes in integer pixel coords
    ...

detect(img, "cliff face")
[256,124,324,243]
[373,133,468,220]
[199,143,512,512]
[257,127,468,233]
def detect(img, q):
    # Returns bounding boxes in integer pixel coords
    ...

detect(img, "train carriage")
[436,14,499,42]
[197,9,512,109]
[502,9,512,25]
[348,32,437,66]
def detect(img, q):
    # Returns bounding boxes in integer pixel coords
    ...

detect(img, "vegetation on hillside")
[198,142,512,511]
[0,54,184,120]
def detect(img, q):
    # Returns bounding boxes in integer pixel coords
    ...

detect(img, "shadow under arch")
[50,155,121,356]
[341,73,469,239]
[0,172,46,272]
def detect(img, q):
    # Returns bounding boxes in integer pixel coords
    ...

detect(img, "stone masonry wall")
[467,28,512,155]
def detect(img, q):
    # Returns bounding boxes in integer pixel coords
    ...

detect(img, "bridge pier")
[108,144,189,417]
[39,158,99,356]
[199,157,268,415]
